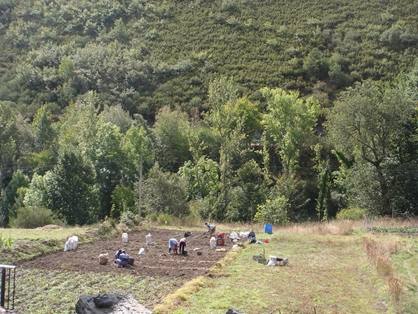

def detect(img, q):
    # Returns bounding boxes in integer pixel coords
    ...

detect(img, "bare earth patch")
[20,229,230,279]
[12,229,230,313]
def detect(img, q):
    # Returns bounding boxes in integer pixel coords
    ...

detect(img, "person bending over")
[168,238,178,255]
[205,222,216,236]
[179,232,190,255]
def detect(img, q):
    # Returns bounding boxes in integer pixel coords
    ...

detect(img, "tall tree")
[153,107,191,172]
[0,104,19,188]
[92,121,126,218]
[327,80,416,215]
[32,105,55,151]
[0,170,29,226]
[261,88,319,175]
[43,152,99,225]
[123,125,154,183]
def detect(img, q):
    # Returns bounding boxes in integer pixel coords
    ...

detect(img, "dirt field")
[20,229,231,279]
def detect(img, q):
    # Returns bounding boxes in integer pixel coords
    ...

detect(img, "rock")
[75,294,152,314]
[99,253,109,265]
[226,309,242,314]
[93,294,120,308]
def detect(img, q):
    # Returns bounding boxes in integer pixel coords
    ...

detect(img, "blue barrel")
[264,223,273,234]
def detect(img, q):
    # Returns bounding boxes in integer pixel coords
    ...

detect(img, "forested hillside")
[0,0,417,227]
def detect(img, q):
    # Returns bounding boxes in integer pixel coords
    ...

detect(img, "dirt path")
[20,229,230,279]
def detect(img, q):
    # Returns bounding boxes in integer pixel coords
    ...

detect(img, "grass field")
[156,221,418,314]
[0,226,92,264]
[15,269,177,314]
[0,226,89,241]
[2,221,417,313]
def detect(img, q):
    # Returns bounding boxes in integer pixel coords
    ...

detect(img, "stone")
[226,309,242,314]
[98,253,109,265]
[75,294,152,314]
[93,294,120,308]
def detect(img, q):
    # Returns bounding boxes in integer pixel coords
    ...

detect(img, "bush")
[11,206,60,228]
[97,217,117,238]
[119,210,139,227]
[336,207,367,220]
[138,164,189,217]
[221,0,240,13]
[148,212,175,225]
[0,235,14,250]
[254,195,289,225]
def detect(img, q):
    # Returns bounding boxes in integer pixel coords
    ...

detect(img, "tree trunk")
[376,167,391,216]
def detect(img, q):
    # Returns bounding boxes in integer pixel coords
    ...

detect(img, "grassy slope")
[0,227,88,240]
[167,232,417,314]
[1,0,417,114]
[140,0,418,110]
[0,226,90,264]
[15,269,177,313]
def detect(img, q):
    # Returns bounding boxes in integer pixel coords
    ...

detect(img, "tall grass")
[363,236,402,305]
[278,220,356,235]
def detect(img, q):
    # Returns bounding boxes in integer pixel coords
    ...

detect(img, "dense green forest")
[0,0,417,227]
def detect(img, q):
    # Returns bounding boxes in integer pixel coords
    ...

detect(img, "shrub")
[97,217,117,238]
[149,212,175,225]
[254,195,289,225]
[336,207,367,220]
[111,185,136,219]
[303,48,329,81]
[119,210,139,227]
[11,206,60,228]
[221,0,240,13]
[138,164,189,217]
[0,235,14,250]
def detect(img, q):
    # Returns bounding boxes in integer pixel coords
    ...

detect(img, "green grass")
[391,237,418,313]
[4,223,418,313]
[170,233,396,314]
[15,269,178,314]
[371,226,418,235]
[0,226,89,241]
[0,226,91,264]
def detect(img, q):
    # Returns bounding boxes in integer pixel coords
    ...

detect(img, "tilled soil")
[20,229,230,279]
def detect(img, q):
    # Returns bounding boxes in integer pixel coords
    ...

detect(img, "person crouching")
[115,249,130,268]
[168,238,178,255]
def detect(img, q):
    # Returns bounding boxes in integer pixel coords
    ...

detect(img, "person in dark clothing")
[115,249,130,267]
[178,232,190,255]
[115,249,123,260]
[248,230,256,244]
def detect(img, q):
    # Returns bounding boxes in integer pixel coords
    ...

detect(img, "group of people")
[113,222,227,268]
[168,231,191,255]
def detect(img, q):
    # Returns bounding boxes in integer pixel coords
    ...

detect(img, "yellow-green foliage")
[336,207,367,220]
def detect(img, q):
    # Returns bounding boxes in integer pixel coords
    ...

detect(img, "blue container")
[264,223,273,234]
